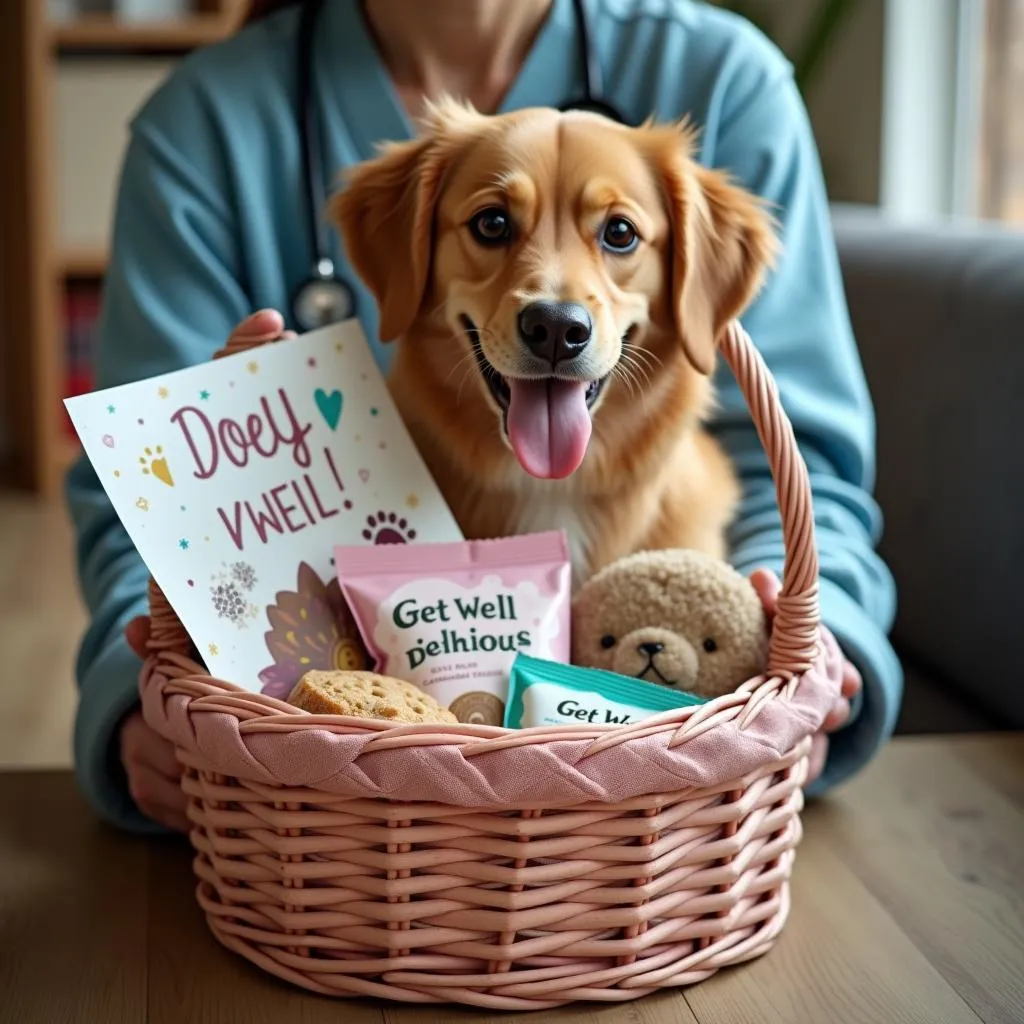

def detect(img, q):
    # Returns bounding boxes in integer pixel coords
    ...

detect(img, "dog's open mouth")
[463,316,609,480]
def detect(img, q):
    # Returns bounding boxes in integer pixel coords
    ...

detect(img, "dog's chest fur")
[509,495,596,587]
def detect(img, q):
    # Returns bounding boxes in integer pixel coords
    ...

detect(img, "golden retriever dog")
[332,99,777,584]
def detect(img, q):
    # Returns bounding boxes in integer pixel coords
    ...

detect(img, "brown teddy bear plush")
[571,549,769,699]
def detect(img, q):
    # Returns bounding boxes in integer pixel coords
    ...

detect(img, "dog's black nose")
[638,642,664,657]
[518,301,592,366]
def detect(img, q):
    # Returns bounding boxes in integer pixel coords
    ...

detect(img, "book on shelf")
[61,282,102,438]
[49,1,195,19]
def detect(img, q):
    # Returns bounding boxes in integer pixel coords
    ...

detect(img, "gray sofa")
[831,204,1024,734]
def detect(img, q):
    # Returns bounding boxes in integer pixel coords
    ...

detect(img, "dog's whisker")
[623,349,658,376]
[610,361,640,400]
[613,352,652,413]
[622,359,652,393]
[620,346,656,389]
[618,350,646,383]
[623,343,660,374]
[455,363,477,405]
[445,348,480,388]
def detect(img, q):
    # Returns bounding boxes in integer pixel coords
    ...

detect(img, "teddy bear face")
[571,549,769,699]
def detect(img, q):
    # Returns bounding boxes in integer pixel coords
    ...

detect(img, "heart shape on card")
[314,388,344,431]
[102,434,115,448]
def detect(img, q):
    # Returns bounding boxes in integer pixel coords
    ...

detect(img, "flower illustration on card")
[208,560,259,629]
[211,581,247,626]
[230,561,258,591]
[257,561,369,699]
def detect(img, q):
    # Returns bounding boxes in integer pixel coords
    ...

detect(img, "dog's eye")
[703,638,717,654]
[601,217,639,253]
[469,207,513,246]
[600,635,616,649]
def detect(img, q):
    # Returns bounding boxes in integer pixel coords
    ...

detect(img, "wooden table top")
[2,734,1022,1024]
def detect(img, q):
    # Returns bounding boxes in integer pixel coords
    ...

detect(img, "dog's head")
[331,98,777,481]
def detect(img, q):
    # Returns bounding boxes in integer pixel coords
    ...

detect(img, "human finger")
[124,616,150,659]
[806,732,829,785]
[841,660,862,700]
[748,568,781,619]
[126,763,189,829]
[121,712,182,780]
[231,308,285,341]
[823,697,851,733]
[138,795,191,835]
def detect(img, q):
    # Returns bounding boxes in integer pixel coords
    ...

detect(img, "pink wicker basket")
[140,320,842,1011]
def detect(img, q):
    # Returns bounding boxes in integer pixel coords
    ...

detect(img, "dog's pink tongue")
[507,378,592,479]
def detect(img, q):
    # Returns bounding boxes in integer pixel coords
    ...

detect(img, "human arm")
[703,53,903,794]
[65,92,253,832]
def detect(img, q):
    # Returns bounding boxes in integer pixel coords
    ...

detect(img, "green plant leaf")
[793,0,859,92]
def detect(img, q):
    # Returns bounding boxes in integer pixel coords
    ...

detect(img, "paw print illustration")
[362,511,417,545]
[139,445,174,487]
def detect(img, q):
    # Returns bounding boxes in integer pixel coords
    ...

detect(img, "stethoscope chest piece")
[291,0,625,331]
[292,257,357,332]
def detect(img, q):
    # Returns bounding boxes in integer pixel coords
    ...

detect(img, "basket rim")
[140,623,842,806]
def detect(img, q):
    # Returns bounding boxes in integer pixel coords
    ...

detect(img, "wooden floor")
[0,492,84,768]
[3,736,1022,1022]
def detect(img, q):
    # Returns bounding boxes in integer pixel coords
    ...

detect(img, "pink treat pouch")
[335,531,571,725]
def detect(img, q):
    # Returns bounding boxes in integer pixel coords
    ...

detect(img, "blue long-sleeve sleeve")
[66,100,250,832]
[697,49,903,794]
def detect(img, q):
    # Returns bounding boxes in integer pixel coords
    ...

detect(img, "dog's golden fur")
[332,99,778,583]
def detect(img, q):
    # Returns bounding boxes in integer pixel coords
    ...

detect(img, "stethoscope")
[291,0,629,332]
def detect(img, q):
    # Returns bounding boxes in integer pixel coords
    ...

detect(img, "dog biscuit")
[287,669,458,724]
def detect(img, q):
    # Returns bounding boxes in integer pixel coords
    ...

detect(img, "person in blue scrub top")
[65,0,902,835]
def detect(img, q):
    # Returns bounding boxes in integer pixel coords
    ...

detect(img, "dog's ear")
[330,98,481,342]
[652,128,779,375]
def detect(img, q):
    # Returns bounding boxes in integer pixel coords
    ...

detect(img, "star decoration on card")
[158,387,169,399]
[179,538,190,550]
[199,389,210,401]
[406,493,420,509]
[107,404,116,414]
[135,497,150,512]
[247,361,259,374]
[208,644,219,657]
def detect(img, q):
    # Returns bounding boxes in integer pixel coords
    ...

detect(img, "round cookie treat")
[448,691,506,726]
[288,670,458,724]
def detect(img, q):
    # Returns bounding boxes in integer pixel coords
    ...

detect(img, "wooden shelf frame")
[1,0,244,497]
[59,247,110,279]
[52,13,233,53]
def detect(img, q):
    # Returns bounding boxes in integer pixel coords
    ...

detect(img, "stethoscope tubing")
[292,0,629,331]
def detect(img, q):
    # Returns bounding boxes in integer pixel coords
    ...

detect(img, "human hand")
[223,308,296,350]
[119,616,189,833]
[749,569,862,786]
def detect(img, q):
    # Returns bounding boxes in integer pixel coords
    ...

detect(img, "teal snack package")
[504,653,709,729]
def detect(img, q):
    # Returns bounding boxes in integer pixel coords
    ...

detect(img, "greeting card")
[64,319,463,695]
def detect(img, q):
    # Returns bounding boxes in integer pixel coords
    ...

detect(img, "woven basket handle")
[148,319,821,680]
[719,320,820,680]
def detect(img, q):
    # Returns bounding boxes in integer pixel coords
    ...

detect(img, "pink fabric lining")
[140,625,842,809]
